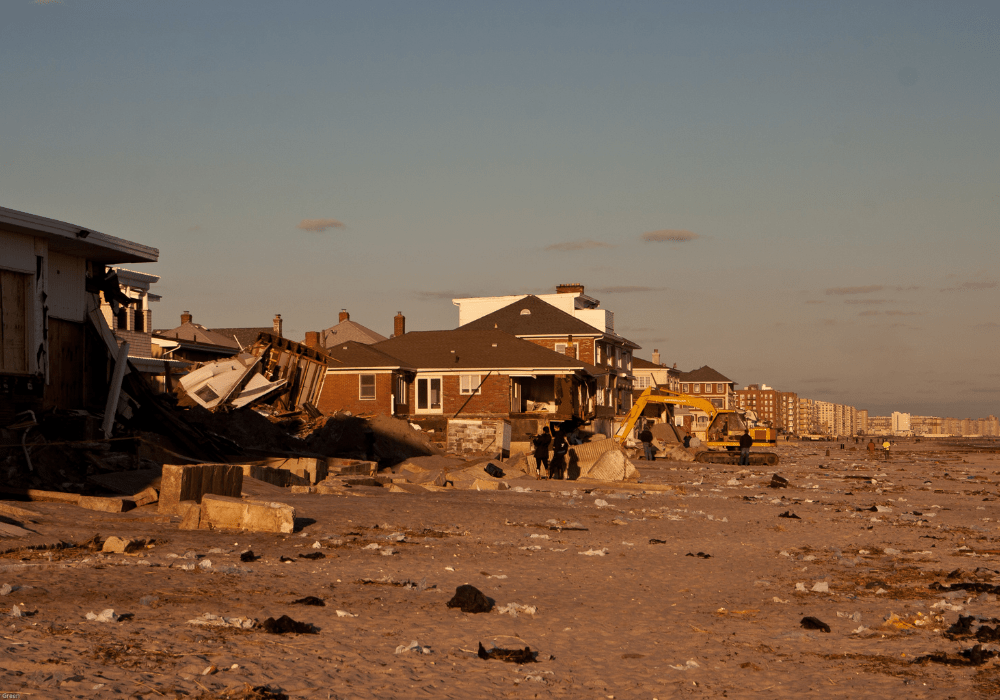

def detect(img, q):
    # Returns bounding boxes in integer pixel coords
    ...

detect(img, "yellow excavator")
[615,388,779,465]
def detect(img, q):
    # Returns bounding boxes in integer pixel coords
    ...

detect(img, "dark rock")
[260,615,316,634]
[800,616,831,633]
[446,585,493,613]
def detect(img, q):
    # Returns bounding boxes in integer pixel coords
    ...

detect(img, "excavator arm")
[614,387,719,446]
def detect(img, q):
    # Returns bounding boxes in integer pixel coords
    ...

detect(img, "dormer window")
[520,309,531,315]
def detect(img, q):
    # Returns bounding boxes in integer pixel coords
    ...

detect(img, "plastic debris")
[496,602,537,617]
[187,613,255,629]
[579,548,609,557]
[86,609,121,623]
[478,642,537,664]
[395,640,432,654]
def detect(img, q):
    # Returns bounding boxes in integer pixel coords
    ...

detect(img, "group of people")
[867,439,893,460]
[531,426,569,479]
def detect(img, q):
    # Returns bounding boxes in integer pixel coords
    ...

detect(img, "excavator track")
[694,451,780,466]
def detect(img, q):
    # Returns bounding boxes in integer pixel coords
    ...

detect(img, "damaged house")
[315,328,603,436]
[454,284,640,435]
[0,205,159,423]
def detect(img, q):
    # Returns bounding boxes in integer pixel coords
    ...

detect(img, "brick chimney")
[273,314,283,337]
[556,283,585,294]
[181,310,192,325]
[339,309,350,323]
[304,331,320,349]
[394,311,405,337]
[652,349,660,366]
[564,335,575,358]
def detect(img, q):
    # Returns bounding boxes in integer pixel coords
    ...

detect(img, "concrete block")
[178,500,201,530]
[132,487,159,507]
[237,464,304,488]
[264,457,328,484]
[79,496,133,513]
[289,485,315,494]
[199,495,295,533]
[327,458,377,477]
[102,536,145,554]
[158,464,244,515]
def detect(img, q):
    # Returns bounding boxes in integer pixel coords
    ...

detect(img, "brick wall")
[524,337,596,365]
[317,372,394,416]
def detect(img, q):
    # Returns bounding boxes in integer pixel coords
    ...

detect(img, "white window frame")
[682,383,689,393]
[554,343,578,359]
[359,374,376,400]
[460,374,482,395]
[693,383,701,393]
[634,375,651,389]
[396,375,407,405]
[415,375,443,414]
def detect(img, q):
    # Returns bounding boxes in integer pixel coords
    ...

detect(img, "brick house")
[676,365,736,434]
[152,311,241,363]
[454,288,639,431]
[315,329,600,435]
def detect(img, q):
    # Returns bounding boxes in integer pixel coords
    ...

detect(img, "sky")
[2,1,998,418]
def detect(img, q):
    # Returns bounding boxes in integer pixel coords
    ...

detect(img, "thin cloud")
[844,299,887,305]
[859,310,880,316]
[297,218,346,232]
[941,281,997,292]
[804,300,824,305]
[544,240,614,252]
[589,285,665,294]
[885,310,921,316]
[825,285,883,295]
[642,230,699,243]
[892,285,921,292]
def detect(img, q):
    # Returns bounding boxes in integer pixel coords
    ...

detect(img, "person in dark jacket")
[739,430,753,466]
[532,427,551,479]
[638,424,655,462]
[550,429,568,480]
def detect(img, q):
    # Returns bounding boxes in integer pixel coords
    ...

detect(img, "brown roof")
[153,322,239,349]
[317,319,387,346]
[677,365,734,383]
[371,329,596,373]
[323,341,411,370]
[458,295,602,336]
[632,357,665,370]
[210,327,273,350]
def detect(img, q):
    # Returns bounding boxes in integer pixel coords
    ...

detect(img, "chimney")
[339,309,350,323]
[652,349,660,366]
[394,311,405,337]
[181,310,192,325]
[273,314,283,337]
[555,283,585,294]
[304,331,320,349]
[564,335,575,358]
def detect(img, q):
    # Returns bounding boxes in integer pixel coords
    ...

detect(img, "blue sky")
[2,1,997,417]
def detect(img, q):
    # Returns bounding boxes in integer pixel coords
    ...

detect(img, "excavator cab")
[705,412,748,443]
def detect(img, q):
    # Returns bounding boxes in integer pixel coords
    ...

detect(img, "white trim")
[359,373,377,400]
[414,374,444,414]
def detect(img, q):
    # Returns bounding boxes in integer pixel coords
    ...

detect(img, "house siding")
[525,337,596,365]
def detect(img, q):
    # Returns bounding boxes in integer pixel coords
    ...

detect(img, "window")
[596,387,605,406]
[634,376,651,389]
[396,376,407,404]
[359,374,376,400]
[693,383,701,393]
[615,348,622,368]
[416,376,442,412]
[682,383,689,393]
[595,344,602,364]
[554,343,578,359]
[626,353,631,371]
[460,374,481,394]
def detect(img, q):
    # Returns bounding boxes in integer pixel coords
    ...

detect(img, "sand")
[2,438,1000,698]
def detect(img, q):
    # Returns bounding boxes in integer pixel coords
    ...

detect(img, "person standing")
[867,439,876,458]
[882,439,891,461]
[532,427,551,479]
[739,429,753,466]
[638,423,655,462]
[550,429,568,479]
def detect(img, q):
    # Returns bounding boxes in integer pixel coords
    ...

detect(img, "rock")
[769,474,789,488]
[85,609,121,623]
[801,616,831,632]
[101,536,145,554]
[131,487,159,507]
[177,501,202,530]
[811,581,830,593]
[260,615,316,634]
[446,584,493,613]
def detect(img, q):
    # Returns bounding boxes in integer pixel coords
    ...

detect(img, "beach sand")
[2,438,1000,698]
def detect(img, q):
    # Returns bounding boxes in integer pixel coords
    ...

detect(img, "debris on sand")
[478,642,537,664]
[686,552,712,559]
[188,613,255,629]
[289,596,325,606]
[769,474,789,488]
[447,584,493,613]
[260,615,317,634]
[913,644,998,666]
[800,616,831,633]
[395,640,433,654]
[85,609,124,623]
[496,602,537,617]
[778,511,800,519]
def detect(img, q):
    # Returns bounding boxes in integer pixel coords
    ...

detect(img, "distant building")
[308,309,390,349]
[631,349,680,392]
[857,409,869,434]
[892,411,912,436]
